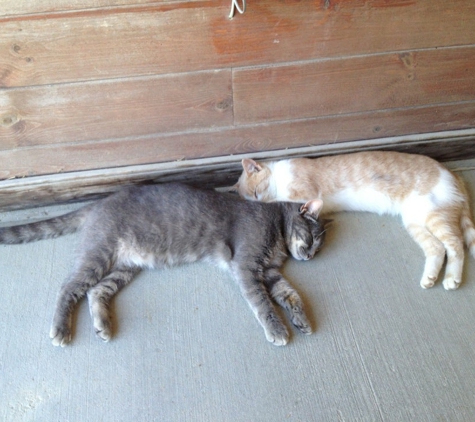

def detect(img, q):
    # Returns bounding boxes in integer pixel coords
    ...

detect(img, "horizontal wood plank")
[233,47,475,124]
[1,101,474,179]
[1,132,475,211]
[1,0,474,87]
[1,0,196,18]
[0,70,232,149]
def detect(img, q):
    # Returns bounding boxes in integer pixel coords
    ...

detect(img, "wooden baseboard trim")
[1,128,475,211]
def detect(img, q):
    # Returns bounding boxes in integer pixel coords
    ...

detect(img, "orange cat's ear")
[242,159,262,175]
[221,184,238,192]
[300,199,323,218]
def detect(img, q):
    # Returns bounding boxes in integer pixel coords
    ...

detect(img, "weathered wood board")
[233,48,475,124]
[1,0,474,208]
[1,103,475,180]
[0,70,233,148]
[2,0,474,87]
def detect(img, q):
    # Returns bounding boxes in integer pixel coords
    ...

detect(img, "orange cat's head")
[233,158,276,202]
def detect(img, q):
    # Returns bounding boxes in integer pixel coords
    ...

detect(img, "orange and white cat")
[234,151,475,290]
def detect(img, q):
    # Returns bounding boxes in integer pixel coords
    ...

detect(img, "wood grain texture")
[1,0,475,209]
[233,47,475,124]
[0,70,232,149]
[1,101,474,179]
[1,0,196,18]
[1,0,474,87]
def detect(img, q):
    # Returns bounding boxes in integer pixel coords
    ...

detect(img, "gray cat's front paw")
[264,321,289,346]
[94,321,112,342]
[291,312,312,335]
[49,325,72,347]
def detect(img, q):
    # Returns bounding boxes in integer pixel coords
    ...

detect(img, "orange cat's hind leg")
[425,212,464,290]
[404,222,446,289]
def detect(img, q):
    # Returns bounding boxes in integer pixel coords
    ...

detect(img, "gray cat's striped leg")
[50,258,110,347]
[231,267,289,346]
[264,269,312,335]
[87,267,140,342]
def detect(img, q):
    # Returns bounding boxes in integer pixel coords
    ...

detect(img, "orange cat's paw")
[420,276,436,289]
[443,278,461,290]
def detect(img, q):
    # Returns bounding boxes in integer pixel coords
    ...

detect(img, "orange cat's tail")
[456,174,475,258]
[461,206,475,258]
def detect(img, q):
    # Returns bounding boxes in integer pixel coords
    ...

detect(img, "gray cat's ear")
[242,159,262,175]
[300,199,323,218]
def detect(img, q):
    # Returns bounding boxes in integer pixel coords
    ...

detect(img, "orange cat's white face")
[234,158,275,202]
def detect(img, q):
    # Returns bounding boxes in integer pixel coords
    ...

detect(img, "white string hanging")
[228,0,246,19]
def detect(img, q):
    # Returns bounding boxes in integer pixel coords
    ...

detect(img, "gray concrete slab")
[2,160,475,421]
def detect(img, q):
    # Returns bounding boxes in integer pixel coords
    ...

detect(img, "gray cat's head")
[287,199,328,261]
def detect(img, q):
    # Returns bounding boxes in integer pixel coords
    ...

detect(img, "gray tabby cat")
[0,183,326,347]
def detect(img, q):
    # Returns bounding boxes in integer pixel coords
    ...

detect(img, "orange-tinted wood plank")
[1,0,475,87]
[1,101,474,179]
[233,47,475,124]
[0,70,232,149]
[1,0,197,18]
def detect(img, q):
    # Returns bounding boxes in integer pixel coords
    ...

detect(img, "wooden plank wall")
[1,0,475,207]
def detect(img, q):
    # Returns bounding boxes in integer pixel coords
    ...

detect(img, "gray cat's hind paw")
[291,313,312,335]
[264,323,289,346]
[94,325,112,342]
[49,326,72,347]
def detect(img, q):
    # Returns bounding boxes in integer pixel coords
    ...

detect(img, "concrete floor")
[2,159,475,422]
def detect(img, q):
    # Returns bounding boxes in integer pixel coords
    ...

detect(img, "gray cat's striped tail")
[0,205,92,245]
